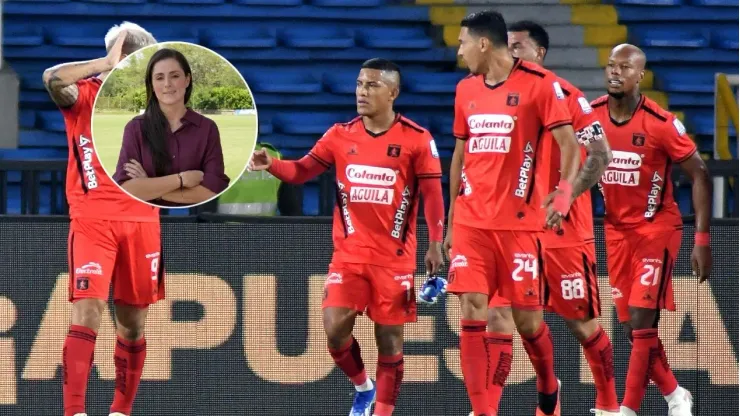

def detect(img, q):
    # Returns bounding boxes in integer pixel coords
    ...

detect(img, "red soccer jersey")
[60,78,159,222]
[308,114,443,269]
[540,77,606,248]
[592,95,697,231]
[452,59,572,231]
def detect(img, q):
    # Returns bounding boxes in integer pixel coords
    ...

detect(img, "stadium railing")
[0,213,736,415]
[713,73,739,218]
[1,158,738,217]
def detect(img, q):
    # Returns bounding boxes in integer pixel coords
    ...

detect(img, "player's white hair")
[104,21,157,55]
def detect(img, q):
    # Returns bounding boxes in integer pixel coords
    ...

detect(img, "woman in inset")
[114,47,229,207]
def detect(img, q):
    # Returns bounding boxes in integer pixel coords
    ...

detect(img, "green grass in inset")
[91,112,257,185]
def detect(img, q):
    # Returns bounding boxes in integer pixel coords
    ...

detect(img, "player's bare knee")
[511,308,543,336]
[323,307,356,348]
[375,324,403,356]
[488,307,515,333]
[628,307,658,330]
[71,298,105,330]
[459,293,488,321]
[114,304,148,341]
[565,318,598,342]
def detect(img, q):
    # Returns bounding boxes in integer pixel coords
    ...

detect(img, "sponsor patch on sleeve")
[578,96,593,114]
[429,139,439,159]
[553,81,565,100]
[673,118,687,135]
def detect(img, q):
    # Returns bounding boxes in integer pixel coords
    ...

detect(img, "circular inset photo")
[92,41,258,208]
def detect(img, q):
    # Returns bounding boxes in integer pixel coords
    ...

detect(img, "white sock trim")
[355,378,373,392]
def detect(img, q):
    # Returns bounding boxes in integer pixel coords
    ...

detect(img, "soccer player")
[446,10,588,416]
[43,23,160,416]
[454,21,621,416]
[593,43,712,416]
[249,58,445,416]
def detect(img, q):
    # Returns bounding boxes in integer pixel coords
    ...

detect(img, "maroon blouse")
[114,109,230,206]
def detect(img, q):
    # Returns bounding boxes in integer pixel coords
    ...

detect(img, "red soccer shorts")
[447,224,543,310]
[606,227,681,323]
[542,243,602,320]
[322,262,417,325]
[68,218,164,306]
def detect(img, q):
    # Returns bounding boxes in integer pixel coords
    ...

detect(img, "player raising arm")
[249,58,445,416]
[593,44,712,416]
[43,23,160,416]
[446,10,580,416]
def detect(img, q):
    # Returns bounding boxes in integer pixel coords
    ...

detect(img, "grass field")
[91,112,257,185]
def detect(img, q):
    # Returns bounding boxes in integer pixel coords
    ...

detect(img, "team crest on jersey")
[76,277,89,291]
[506,92,519,107]
[468,101,476,110]
[632,133,645,147]
[387,144,401,158]
[347,144,358,155]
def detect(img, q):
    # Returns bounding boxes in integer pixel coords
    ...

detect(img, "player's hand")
[248,149,273,171]
[124,159,148,179]
[425,241,444,276]
[105,30,128,70]
[691,244,712,283]
[542,188,572,230]
[443,229,453,261]
[180,170,204,188]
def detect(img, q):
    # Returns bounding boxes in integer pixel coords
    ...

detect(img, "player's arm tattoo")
[572,139,612,199]
[43,67,80,108]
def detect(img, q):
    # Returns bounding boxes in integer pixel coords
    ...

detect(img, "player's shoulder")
[516,59,553,81]
[398,114,430,137]
[455,73,479,91]
[590,95,609,109]
[554,76,581,97]
[640,96,686,135]
[322,115,362,139]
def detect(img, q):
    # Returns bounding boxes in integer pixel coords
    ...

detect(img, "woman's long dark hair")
[141,48,193,177]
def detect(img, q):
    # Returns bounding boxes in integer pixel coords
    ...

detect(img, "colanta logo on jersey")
[644,171,664,219]
[514,141,535,198]
[602,150,641,186]
[346,165,397,186]
[467,115,514,154]
[78,135,99,190]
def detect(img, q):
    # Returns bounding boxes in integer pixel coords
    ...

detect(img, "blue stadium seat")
[152,27,200,44]
[629,29,709,48]
[20,110,37,129]
[639,47,736,62]
[155,0,224,4]
[431,116,454,137]
[355,28,433,49]
[690,0,738,5]
[3,24,45,46]
[667,92,713,107]
[609,0,684,5]
[616,5,735,20]
[404,72,464,94]
[273,113,345,135]
[37,112,67,133]
[48,26,104,47]
[81,0,147,3]
[246,72,322,94]
[655,72,715,93]
[279,27,355,49]
[233,0,303,5]
[0,148,66,160]
[711,28,739,49]
[202,27,277,49]
[20,130,67,148]
[259,120,273,136]
[310,0,382,5]
[322,72,358,95]
[302,184,320,216]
